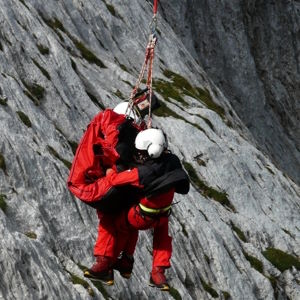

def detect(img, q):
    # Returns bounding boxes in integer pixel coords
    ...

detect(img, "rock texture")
[160,0,300,184]
[0,1,299,299]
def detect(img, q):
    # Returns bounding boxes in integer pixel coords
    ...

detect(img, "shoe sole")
[113,267,132,279]
[84,271,114,286]
[149,282,170,291]
[119,272,131,279]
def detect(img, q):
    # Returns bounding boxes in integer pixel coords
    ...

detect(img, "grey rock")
[160,0,300,185]
[0,1,299,300]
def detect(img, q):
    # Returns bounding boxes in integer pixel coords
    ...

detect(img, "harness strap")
[139,203,171,215]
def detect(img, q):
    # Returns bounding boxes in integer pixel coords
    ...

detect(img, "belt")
[139,203,171,215]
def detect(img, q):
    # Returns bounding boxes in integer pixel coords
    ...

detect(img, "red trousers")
[94,210,138,259]
[94,192,174,268]
[127,205,172,268]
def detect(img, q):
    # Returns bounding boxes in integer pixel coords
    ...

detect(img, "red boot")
[84,256,114,285]
[149,266,170,291]
[113,253,134,279]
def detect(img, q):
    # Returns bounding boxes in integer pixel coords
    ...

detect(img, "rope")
[153,0,159,14]
[128,0,159,128]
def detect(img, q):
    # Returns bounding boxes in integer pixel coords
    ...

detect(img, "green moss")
[114,89,126,100]
[23,82,45,105]
[86,91,105,110]
[107,4,116,16]
[0,194,7,213]
[163,69,194,94]
[72,38,106,68]
[154,101,205,132]
[243,251,263,273]
[262,248,300,272]
[115,58,128,72]
[266,275,277,289]
[17,111,32,127]
[200,278,218,298]
[102,1,123,20]
[153,101,182,118]
[0,153,6,172]
[231,222,247,242]
[169,286,182,300]
[23,90,38,105]
[222,291,231,300]
[0,97,7,106]
[37,43,49,55]
[90,280,110,300]
[195,87,225,119]
[183,161,234,211]
[154,69,227,121]
[69,273,94,297]
[195,157,206,167]
[25,231,37,239]
[41,16,65,41]
[153,78,188,106]
[29,83,45,100]
[47,145,72,169]
[68,140,78,155]
[43,17,65,33]
[32,59,51,80]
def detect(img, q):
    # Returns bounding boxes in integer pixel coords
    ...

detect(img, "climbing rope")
[127,0,159,128]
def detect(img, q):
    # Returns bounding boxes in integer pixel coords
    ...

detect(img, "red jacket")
[67,109,141,205]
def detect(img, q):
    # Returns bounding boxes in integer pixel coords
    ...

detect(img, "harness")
[139,203,171,216]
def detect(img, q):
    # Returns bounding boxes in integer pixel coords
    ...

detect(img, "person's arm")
[107,168,143,188]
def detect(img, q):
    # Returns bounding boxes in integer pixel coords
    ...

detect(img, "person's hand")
[106,168,114,175]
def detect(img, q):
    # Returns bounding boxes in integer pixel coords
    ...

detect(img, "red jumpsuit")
[94,188,175,268]
[68,109,144,261]
[67,109,141,205]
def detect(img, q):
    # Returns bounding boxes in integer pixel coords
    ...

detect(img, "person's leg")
[85,212,117,284]
[113,210,139,278]
[127,205,171,289]
[93,211,117,258]
[150,216,172,291]
[152,217,172,268]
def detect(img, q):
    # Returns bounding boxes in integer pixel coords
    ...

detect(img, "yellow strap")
[139,203,171,214]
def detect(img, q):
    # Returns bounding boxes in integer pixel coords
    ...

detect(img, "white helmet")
[113,102,139,122]
[135,129,167,158]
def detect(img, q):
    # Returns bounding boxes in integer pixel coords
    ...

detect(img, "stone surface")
[160,0,300,185]
[0,1,299,299]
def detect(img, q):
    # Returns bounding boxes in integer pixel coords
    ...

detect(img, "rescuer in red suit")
[84,129,190,291]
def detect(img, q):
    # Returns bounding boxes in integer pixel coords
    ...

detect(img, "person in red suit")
[84,129,190,291]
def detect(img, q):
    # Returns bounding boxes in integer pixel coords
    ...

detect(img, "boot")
[84,256,114,285]
[113,252,134,279]
[149,266,170,291]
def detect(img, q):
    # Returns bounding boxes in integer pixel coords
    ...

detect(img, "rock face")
[160,0,300,185]
[159,0,300,184]
[0,1,299,299]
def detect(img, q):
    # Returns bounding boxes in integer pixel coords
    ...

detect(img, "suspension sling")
[127,0,159,128]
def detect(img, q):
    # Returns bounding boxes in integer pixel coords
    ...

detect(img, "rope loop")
[127,0,159,128]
